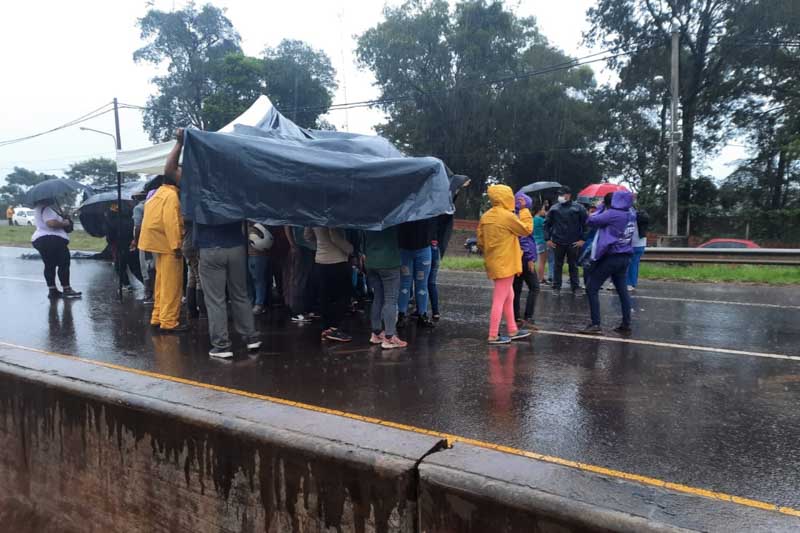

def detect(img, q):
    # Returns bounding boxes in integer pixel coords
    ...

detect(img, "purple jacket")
[514,192,537,262]
[587,191,636,260]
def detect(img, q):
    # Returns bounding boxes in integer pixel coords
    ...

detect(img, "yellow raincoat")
[138,185,183,254]
[477,185,533,280]
[138,185,184,329]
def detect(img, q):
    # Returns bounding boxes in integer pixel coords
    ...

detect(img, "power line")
[0,102,114,149]
[119,44,659,118]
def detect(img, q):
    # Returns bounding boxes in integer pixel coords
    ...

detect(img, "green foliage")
[358,0,603,216]
[0,167,59,207]
[439,255,800,284]
[65,158,138,189]
[0,225,106,252]
[134,4,337,138]
[262,40,337,129]
[134,2,242,141]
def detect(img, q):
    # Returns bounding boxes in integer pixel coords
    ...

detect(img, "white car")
[12,208,36,226]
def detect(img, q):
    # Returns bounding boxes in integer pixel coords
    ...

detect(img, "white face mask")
[557,195,567,203]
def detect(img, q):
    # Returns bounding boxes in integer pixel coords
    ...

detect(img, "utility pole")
[667,27,680,237]
[113,97,123,301]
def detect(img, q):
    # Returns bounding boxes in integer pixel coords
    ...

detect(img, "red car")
[697,238,760,249]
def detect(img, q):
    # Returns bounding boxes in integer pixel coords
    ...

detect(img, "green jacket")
[364,226,401,270]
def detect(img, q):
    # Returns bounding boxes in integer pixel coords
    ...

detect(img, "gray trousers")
[367,268,401,337]
[139,250,155,282]
[199,245,256,349]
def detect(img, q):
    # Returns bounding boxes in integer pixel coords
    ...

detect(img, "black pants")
[317,262,351,329]
[553,243,580,290]
[513,258,540,321]
[33,235,70,288]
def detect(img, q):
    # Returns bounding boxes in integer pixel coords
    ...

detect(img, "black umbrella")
[519,181,562,195]
[78,181,146,213]
[23,178,89,207]
[77,181,146,237]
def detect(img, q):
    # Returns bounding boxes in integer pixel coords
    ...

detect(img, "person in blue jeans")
[428,241,441,320]
[627,218,647,290]
[397,219,435,328]
[365,226,407,349]
[582,191,637,335]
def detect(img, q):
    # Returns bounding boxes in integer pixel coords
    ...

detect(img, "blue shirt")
[195,222,244,249]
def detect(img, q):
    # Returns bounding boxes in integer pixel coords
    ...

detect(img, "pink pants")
[489,276,518,338]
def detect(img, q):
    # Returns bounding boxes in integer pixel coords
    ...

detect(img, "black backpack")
[636,210,650,236]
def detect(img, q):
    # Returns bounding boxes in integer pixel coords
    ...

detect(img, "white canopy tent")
[115,95,275,174]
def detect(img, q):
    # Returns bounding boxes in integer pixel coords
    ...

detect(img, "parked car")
[697,238,760,249]
[464,236,481,255]
[12,208,36,226]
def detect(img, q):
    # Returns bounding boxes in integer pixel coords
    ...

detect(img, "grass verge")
[0,225,106,252]
[440,255,800,285]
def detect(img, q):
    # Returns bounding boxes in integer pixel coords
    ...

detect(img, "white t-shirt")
[32,206,69,242]
[631,222,647,248]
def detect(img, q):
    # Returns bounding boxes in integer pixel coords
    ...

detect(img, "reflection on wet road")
[1,247,799,511]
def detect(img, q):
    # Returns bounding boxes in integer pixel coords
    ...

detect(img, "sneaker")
[62,288,82,298]
[48,289,63,299]
[252,304,266,315]
[325,329,352,343]
[627,285,636,292]
[613,324,633,334]
[487,336,512,345]
[320,327,334,340]
[142,297,155,305]
[510,329,532,341]
[432,313,441,322]
[417,314,436,329]
[209,346,234,359]
[540,279,549,285]
[579,324,604,335]
[291,314,312,323]
[369,332,386,345]
[382,335,408,349]
[160,323,191,334]
[246,338,262,350]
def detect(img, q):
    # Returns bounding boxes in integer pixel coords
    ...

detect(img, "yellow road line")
[1,340,798,519]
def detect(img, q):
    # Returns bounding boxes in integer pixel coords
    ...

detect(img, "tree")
[262,40,337,129]
[358,0,600,215]
[134,3,241,141]
[586,0,748,231]
[203,41,338,131]
[65,158,138,189]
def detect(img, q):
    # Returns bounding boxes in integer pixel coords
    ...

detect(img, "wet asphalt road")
[1,246,799,513]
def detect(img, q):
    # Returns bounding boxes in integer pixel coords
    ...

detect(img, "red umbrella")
[577,183,629,204]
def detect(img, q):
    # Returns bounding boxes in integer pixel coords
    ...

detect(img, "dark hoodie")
[587,191,636,260]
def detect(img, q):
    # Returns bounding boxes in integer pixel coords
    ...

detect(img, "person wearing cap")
[544,186,588,295]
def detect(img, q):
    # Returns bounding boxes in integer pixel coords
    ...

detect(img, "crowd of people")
[27,127,646,356]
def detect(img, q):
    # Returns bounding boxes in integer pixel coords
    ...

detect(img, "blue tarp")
[180,107,454,230]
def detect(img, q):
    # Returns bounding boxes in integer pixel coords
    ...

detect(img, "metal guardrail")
[642,248,800,266]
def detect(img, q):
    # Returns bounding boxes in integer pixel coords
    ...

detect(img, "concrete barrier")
[0,346,444,533]
[0,345,795,532]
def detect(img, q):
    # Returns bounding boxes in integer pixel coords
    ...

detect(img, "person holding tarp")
[139,132,189,334]
[365,225,407,349]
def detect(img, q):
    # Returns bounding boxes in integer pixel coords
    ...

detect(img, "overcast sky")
[0,0,742,187]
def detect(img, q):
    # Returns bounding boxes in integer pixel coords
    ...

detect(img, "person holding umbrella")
[31,198,82,299]
[24,178,86,299]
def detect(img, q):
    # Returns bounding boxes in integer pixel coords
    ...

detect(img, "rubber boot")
[187,287,199,319]
[197,289,208,319]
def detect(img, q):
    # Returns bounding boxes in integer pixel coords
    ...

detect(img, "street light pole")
[667,27,680,237]
[112,98,123,301]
